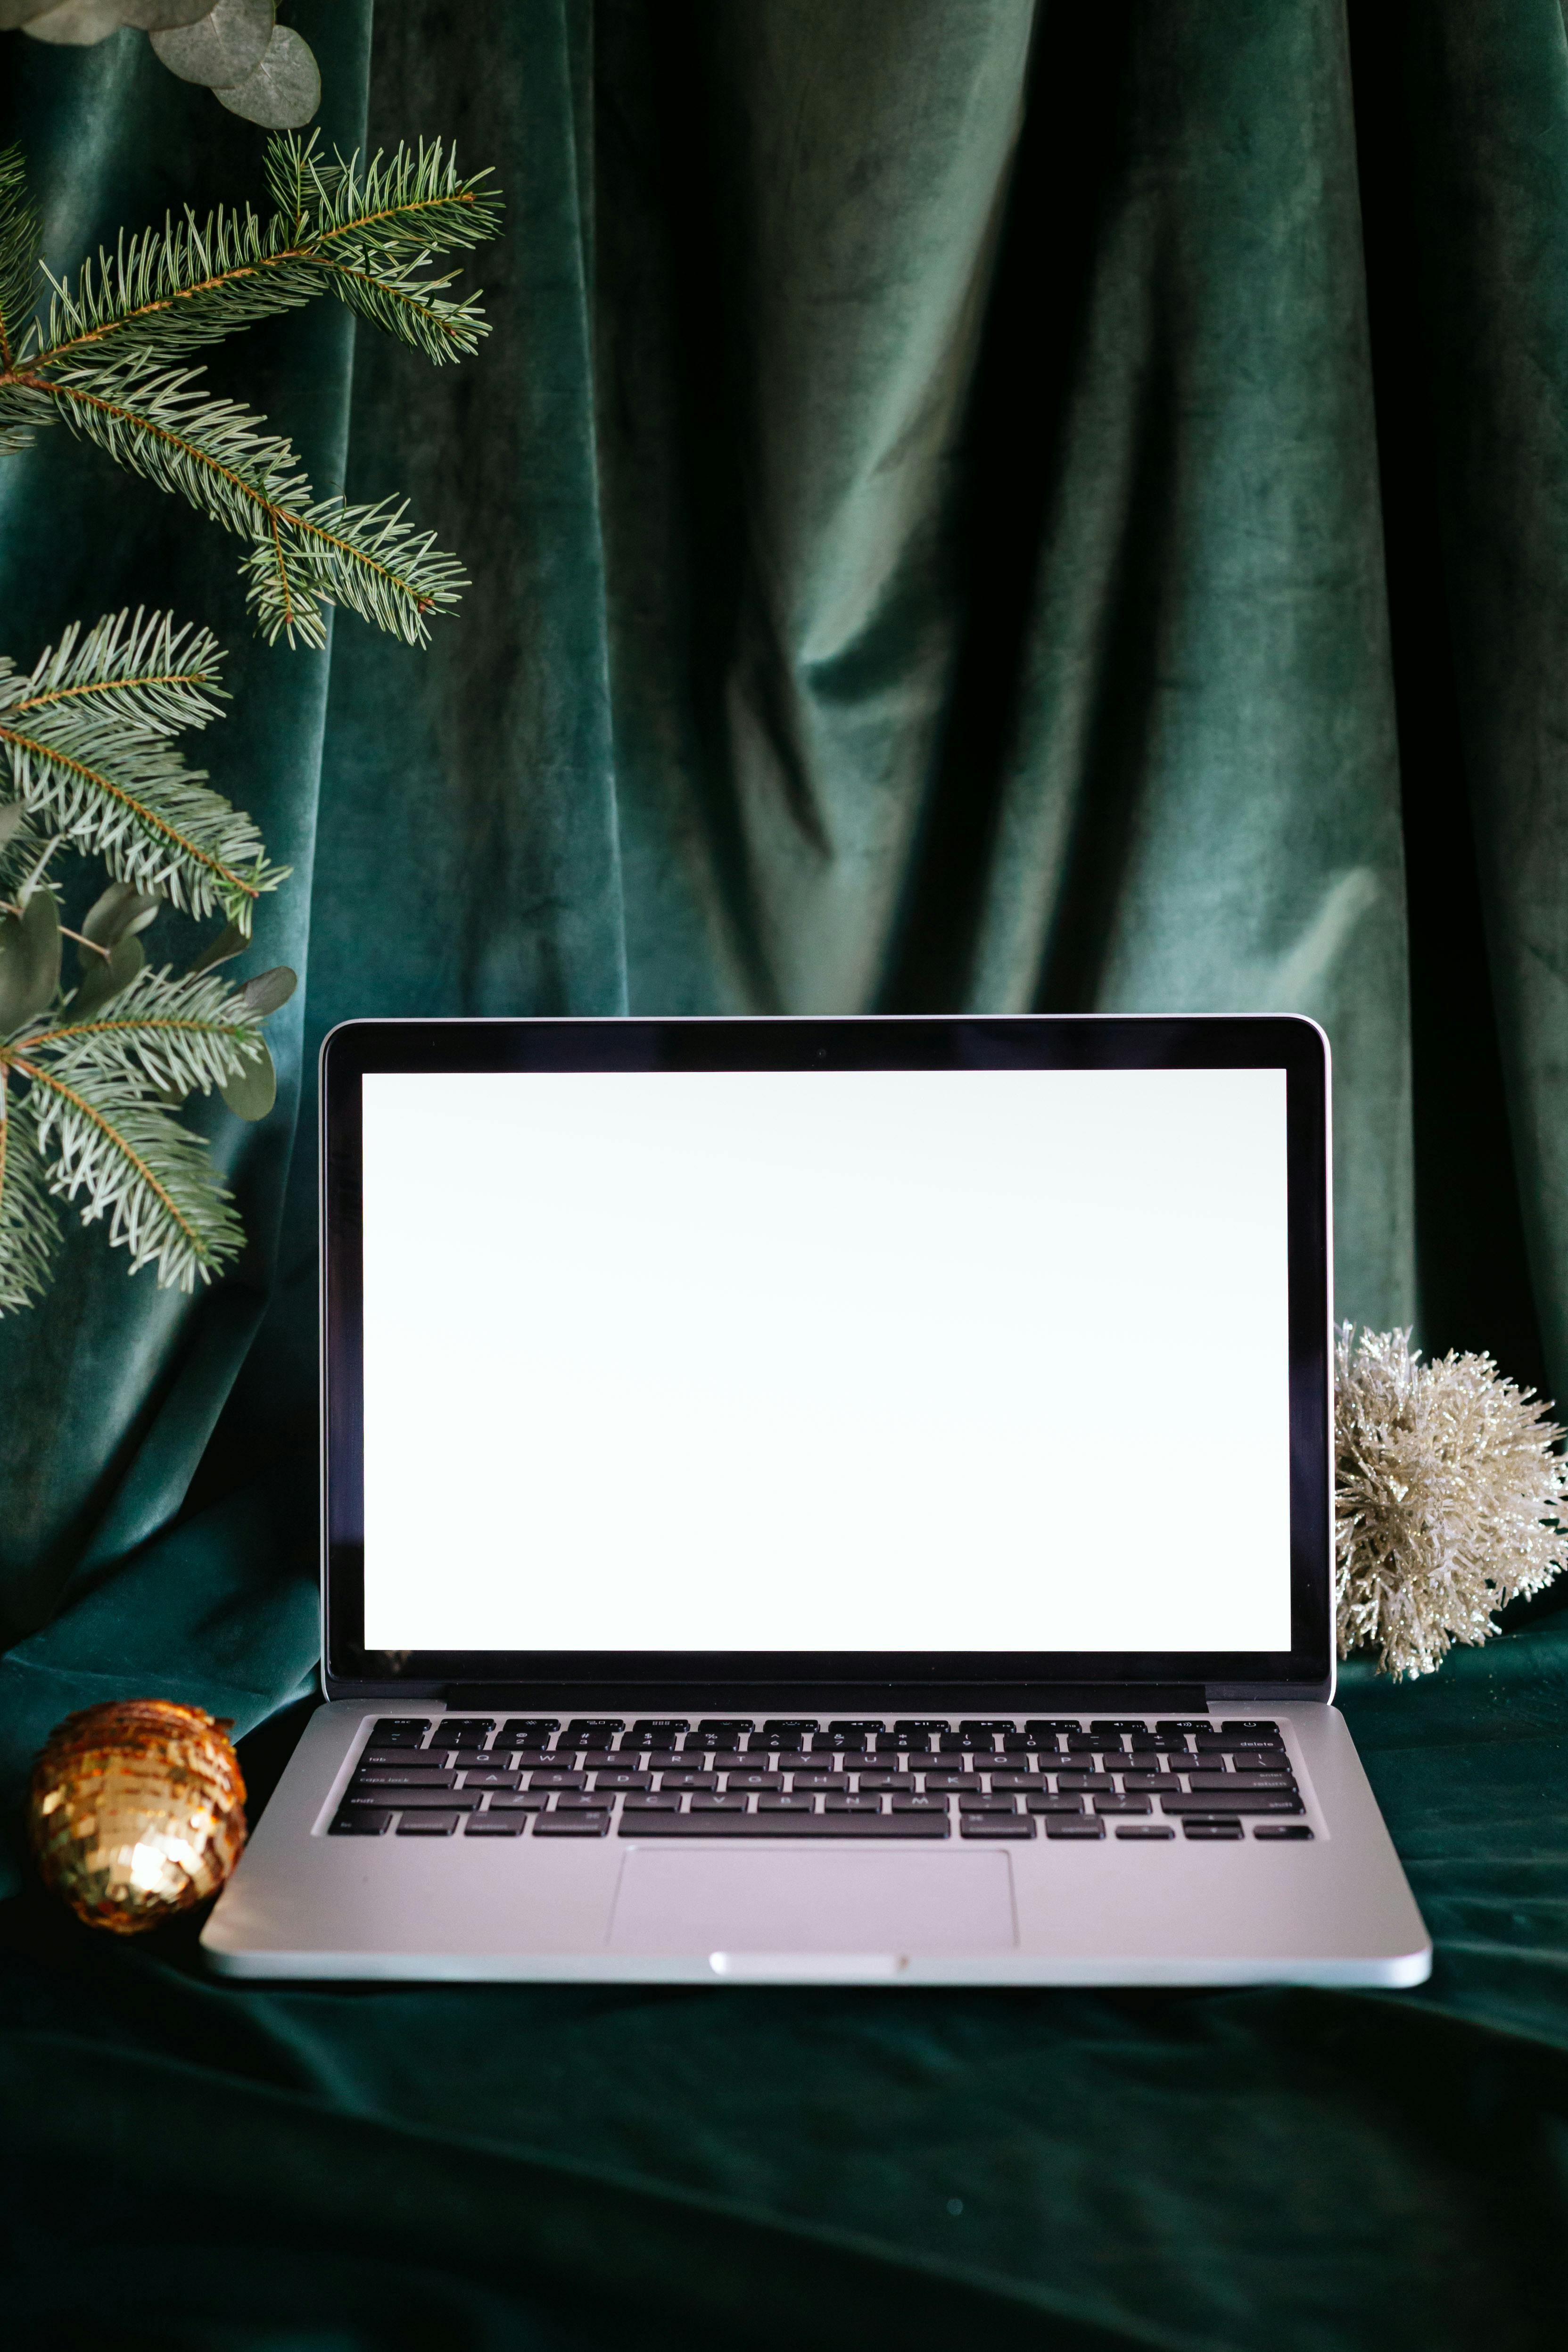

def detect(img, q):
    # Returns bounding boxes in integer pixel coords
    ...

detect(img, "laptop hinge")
[436,1680,1211,1712]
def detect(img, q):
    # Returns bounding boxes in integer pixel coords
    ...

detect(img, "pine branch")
[25,134,499,380]
[0,1070,58,1313]
[30,363,465,647]
[0,627,286,928]
[7,608,226,735]
[0,144,41,375]
[27,962,268,1098]
[276,133,503,260]
[239,490,467,645]
[13,1046,244,1292]
[315,250,491,367]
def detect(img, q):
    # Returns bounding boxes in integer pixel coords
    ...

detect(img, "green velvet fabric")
[3,3,1568,2342]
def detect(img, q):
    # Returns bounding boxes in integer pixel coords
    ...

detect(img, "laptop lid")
[320,1015,1332,1704]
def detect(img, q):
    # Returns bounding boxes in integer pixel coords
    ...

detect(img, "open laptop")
[201,1014,1431,1986]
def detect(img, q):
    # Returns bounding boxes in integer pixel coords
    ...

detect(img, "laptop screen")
[357,1063,1293,1657]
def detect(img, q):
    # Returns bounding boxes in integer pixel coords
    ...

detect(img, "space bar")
[618,1812,950,1839]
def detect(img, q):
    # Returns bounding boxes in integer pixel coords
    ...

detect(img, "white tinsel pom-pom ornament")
[1335,1325,1568,1678]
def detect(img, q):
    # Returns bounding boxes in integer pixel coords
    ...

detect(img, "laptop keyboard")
[328,1715,1312,1843]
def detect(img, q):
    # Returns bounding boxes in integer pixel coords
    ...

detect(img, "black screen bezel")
[322,1015,1332,1699]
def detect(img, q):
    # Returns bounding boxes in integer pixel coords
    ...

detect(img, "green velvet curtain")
[4,4,1568,2340]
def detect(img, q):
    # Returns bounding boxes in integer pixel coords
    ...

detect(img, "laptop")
[201,1013,1431,1986]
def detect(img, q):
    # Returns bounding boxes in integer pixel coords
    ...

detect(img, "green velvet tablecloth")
[6,1625,1566,2352]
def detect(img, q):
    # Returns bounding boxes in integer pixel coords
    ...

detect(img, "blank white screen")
[360,1065,1293,1654]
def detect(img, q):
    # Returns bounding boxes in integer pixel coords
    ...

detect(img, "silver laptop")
[201,1014,1430,1986]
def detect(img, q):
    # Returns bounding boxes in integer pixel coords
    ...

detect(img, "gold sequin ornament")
[28,1699,248,1933]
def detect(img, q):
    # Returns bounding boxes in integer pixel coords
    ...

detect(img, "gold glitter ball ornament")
[28,1699,248,1933]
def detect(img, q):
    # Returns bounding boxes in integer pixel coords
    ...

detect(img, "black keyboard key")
[630,1719,689,1741]
[811,1730,869,1752]
[1187,1773,1295,1793]
[1094,1794,1151,1815]
[528,1768,587,1790]
[940,1729,999,1753]
[961,1815,1035,1839]
[760,1719,818,1741]
[874,1730,937,1755]
[1155,1720,1213,1734]
[353,1785,480,1810]
[990,1771,1037,1791]
[890,1796,948,1815]
[691,1793,749,1812]
[685,1729,751,1753]
[828,1719,886,1735]
[1254,1824,1314,1840]
[858,1772,915,1792]
[1161,1793,1304,1816]
[1120,1773,1169,1792]
[354,1767,457,1789]
[1024,1720,1084,1736]
[660,1769,718,1791]
[1089,1719,1147,1737]
[465,1812,526,1836]
[698,1719,755,1739]
[790,1771,844,1791]
[487,1791,550,1810]
[1184,1822,1244,1840]
[757,1794,815,1814]
[441,1720,496,1749]
[534,1810,611,1836]
[1003,1732,1062,1754]
[892,1720,952,1734]
[1045,1819,1105,1839]
[747,1730,809,1753]
[499,1719,559,1746]
[1056,1773,1115,1793]
[1024,1793,1085,1814]
[564,1719,625,1743]
[1221,1720,1280,1737]
[921,1770,970,1792]
[591,1770,652,1791]
[370,1719,434,1746]
[460,1769,520,1791]
[725,1771,784,1791]
[330,1808,391,1834]
[1116,1825,1176,1840]
[397,1811,461,1834]
[622,1792,682,1813]
[958,1793,1016,1814]
[556,1791,614,1811]
[824,1793,881,1814]
[1065,1735,1102,1754]
[618,1810,949,1840]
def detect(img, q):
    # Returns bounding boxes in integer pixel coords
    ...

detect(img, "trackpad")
[608,1848,1016,1959]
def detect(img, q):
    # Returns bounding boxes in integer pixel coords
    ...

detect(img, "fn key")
[330,1808,391,1835]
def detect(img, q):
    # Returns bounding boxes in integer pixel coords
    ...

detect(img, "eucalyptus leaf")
[237,964,296,1018]
[213,20,317,127]
[0,891,60,1034]
[221,1037,275,1121]
[81,880,161,953]
[150,0,271,86]
[0,803,25,852]
[72,931,144,1020]
[20,0,130,41]
[189,919,248,975]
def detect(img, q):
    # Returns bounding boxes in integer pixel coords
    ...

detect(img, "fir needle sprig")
[0,132,501,644]
[0,127,501,1312]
